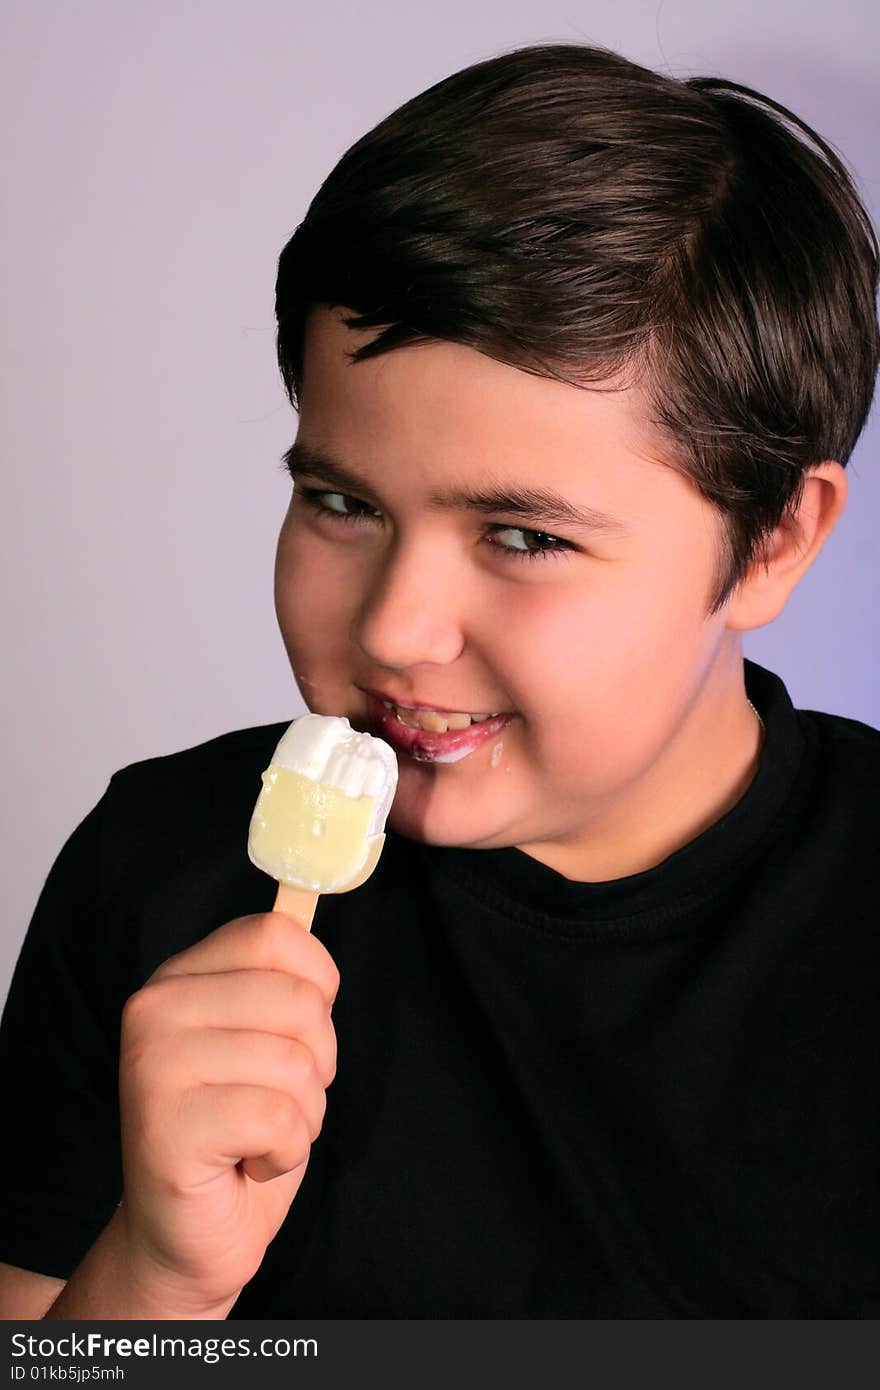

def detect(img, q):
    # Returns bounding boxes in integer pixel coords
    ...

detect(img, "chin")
[387,803,459,846]
[386,794,517,851]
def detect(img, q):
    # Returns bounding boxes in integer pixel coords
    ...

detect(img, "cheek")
[274,523,356,664]
[491,572,638,713]
[503,585,588,679]
[493,563,715,775]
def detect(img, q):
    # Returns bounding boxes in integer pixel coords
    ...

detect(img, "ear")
[725,461,848,632]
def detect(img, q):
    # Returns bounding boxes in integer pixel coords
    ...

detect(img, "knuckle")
[293,1105,314,1156]
[324,1032,338,1086]
[285,1131,311,1173]
[263,1087,299,1132]
[120,982,161,1035]
[284,1034,332,1102]
[308,1087,328,1141]
[325,960,341,1005]
[147,947,191,983]
[120,988,147,1032]
[122,976,182,1036]
[311,1024,336,1089]
[293,976,327,1026]
[281,1037,311,1084]
[255,911,295,962]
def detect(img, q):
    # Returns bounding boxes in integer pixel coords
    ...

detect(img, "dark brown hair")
[274,43,880,613]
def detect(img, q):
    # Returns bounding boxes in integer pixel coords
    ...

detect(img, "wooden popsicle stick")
[273,881,319,932]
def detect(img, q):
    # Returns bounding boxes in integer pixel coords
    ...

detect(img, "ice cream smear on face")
[248,714,398,892]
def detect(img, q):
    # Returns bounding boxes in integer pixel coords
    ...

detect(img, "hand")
[115,911,338,1316]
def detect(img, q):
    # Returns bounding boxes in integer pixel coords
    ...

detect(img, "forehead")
[299,306,690,517]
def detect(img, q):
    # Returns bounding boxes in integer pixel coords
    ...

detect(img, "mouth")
[364,692,514,764]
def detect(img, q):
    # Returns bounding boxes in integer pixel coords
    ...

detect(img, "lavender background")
[2,0,878,1007]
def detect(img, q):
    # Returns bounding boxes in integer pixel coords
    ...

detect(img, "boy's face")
[274,306,753,878]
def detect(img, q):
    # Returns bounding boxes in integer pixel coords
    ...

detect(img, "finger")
[123,972,337,1086]
[157,1028,331,1132]
[240,1154,307,1185]
[176,1083,314,1185]
[151,912,340,1006]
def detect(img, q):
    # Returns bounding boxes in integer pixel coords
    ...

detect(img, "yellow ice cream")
[249,767,379,890]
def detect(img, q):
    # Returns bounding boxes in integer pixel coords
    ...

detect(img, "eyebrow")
[282,441,631,538]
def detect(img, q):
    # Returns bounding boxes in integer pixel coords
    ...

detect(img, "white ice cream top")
[269,713,398,834]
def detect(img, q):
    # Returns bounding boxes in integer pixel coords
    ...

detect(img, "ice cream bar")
[248,713,398,929]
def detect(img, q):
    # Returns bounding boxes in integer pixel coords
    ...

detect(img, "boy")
[1,42,878,1318]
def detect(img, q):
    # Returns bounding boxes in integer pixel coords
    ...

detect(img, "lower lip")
[365,694,514,763]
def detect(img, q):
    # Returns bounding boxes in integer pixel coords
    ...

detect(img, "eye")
[296,486,383,526]
[485,524,574,561]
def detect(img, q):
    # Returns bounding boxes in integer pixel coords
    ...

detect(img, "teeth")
[420,710,450,733]
[380,698,501,733]
[396,708,423,729]
[445,712,473,730]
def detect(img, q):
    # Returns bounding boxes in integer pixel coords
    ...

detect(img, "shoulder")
[747,659,880,801]
[101,721,287,834]
[785,704,880,888]
[797,705,880,792]
[801,707,880,745]
[66,722,289,924]
[108,720,288,795]
[64,722,292,983]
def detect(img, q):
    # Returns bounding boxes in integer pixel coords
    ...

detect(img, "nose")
[350,535,466,670]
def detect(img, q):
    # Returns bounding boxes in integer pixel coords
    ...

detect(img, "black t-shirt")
[2,659,879,1317]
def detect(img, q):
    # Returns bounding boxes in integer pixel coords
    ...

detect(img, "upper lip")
[361,686,508,716]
